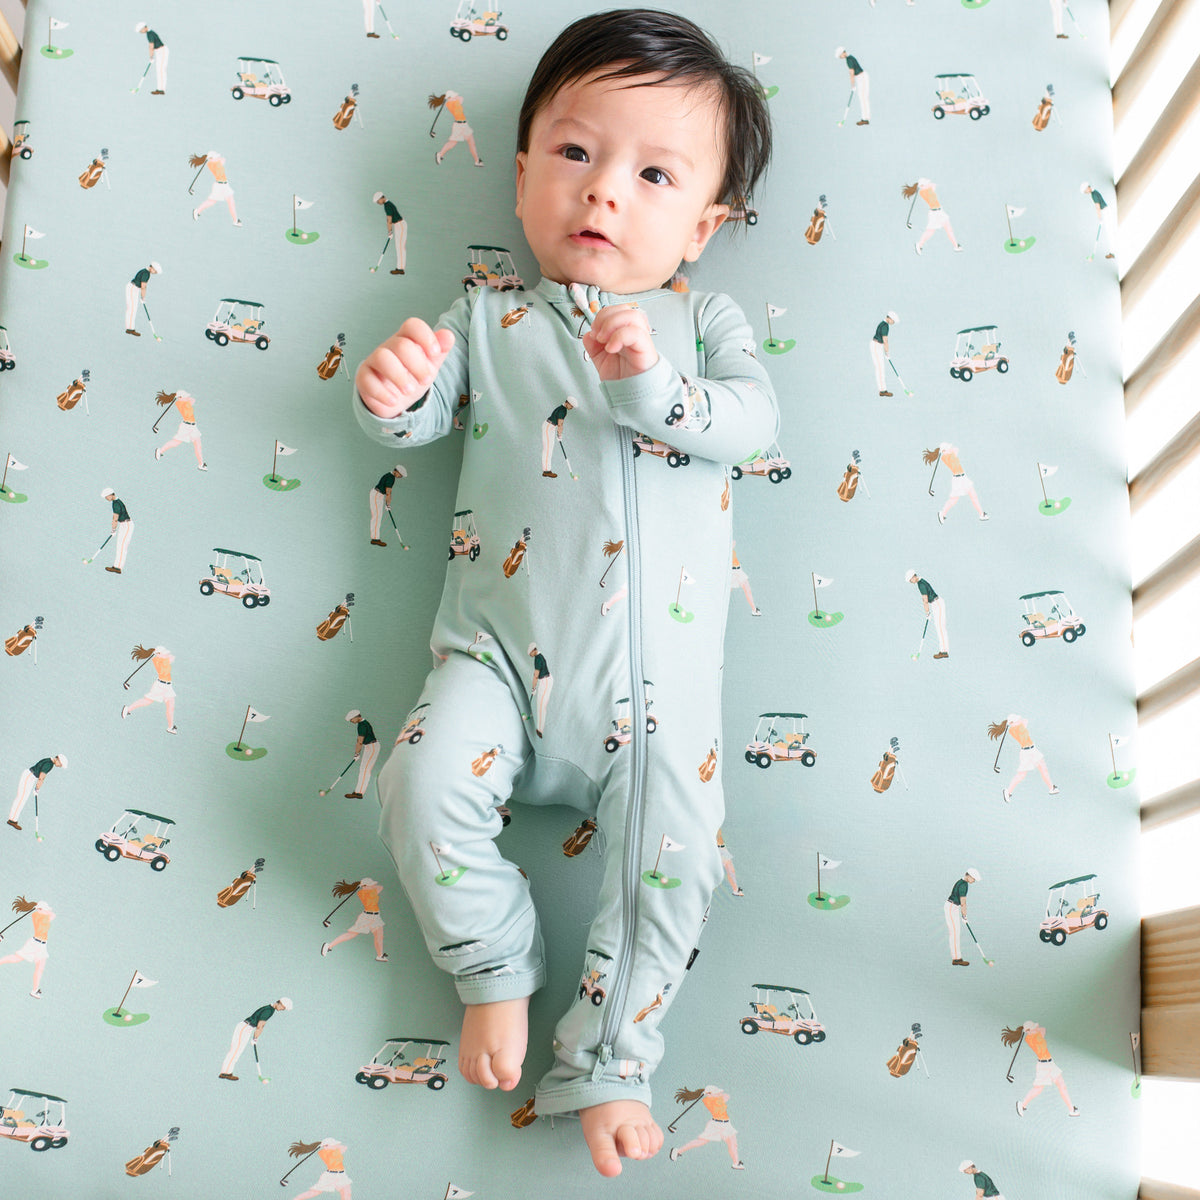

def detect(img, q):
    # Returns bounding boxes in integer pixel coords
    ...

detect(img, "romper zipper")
[593,426,648,1079]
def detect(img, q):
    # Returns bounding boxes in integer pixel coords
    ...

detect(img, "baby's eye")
[641,166,671,186]
[561,145,588,162]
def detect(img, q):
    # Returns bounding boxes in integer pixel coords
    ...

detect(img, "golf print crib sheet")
[0,1,1140,1198]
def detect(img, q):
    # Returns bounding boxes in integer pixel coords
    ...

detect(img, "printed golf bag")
[125,1138,170,1176]
[804,206,826,245]
[217,870,256,908]
[837,463,860,502]
[470,747,499,777]
[4,625,36,656]
[1055,345,1076,384]
[502,532,529,577]
[562,817,597,857]
[887,1036,920,1077]
[1033,97,1053,131]
[698,746,718,782]
[78,159,105,189]
[870,750,898,793]
[316,604,350,641]
[332,96,357,130]
[317,344,344,380]
[56,378,85,411]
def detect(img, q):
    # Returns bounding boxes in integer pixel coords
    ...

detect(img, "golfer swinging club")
[190,150,242,226]
[7,754,66,832]
[906,569,948,659]
[1001,1020,1080,1117]
[289,1137,351,1200]
[668,1084,744,1169]
[218,996,292,1080]
[903,178,963,255]
[154,389,207,470]
[0,899,55,997]
[121,644,178,734]
[372,191,406,275]
[320,878,386,961]
[989,714,1059,802]
[945,869,980,966]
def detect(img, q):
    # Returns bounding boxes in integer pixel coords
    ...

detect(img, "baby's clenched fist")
[356,319,456,418]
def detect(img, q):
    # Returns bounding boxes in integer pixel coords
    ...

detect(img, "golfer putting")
[218,997,292,1081]
[905,570,948,659]
[944,869,980,966]
[124,262,161,336]
[371,191,406,274]
[342,711,380,798]
[7,755,66,833]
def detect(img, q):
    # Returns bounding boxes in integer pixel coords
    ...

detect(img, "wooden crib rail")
[1141,1180,1200,1200]
[1142,904,1200,1079]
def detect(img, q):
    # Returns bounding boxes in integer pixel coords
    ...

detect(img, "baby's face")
[515,69,729,293]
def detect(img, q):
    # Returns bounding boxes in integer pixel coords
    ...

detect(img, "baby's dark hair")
[517,9,773,213]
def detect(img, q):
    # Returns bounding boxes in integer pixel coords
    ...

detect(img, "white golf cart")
[0,1088,68,1151]
[1019,590,1086,646]
[449,510,481,561]
[631,433,691,468]
[95,808,174,871]
[394,703,430,746]
[1038,873,1108,946]
[199,548,272,609]
[231,57,292,105]
[462,244,524,292]
[738,984,827,1046]
[579,948,612,1006]
[949,325,1008,381]
[0,326,13,370]
[450,2,509,40]
[731,442,792,483]
[745,713,817,769]
[603,683,657,752]
[355,1038,449,1090]
[666,379,712,432]
[932,73,991,120]
[10,120,32,161]
[205,298,270,350]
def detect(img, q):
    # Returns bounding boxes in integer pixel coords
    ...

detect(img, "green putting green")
[0,488,28,504]
[472,423,489,439]
[668,603,694,624]
[13,254,49,270]
[285,229,320,245]
[807,893,851,911]
[811,1176,863,1193]
[1106,769,1136,789]
[41,45,74,59]
[263,474,301,491]
[225,743,268,761]
[641,871,681,890]
[435,866,468,887]
[759,85,779,101]
[1003,237,1037,254]
[1038,497,1072,515]
[762,337,796,356]
[808,610,845,628]
[103,1008,150,1027]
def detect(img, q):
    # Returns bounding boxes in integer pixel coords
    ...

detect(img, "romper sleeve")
[599,291,780,466]
[351,290,476,449]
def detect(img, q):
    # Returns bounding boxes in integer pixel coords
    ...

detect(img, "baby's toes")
[490,1047,522,1091]
[616,1123,646,1161]
[589,1129,623,1178]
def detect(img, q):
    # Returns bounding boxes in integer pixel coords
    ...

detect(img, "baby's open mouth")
[573,229,612,244]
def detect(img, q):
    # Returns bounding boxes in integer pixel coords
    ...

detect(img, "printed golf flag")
[274,441,298,457]
[246,708,271,722]
[430,841,453,855]
[813,574,834,587]
[754,53,772,65]
[679,570,695,586]
[1131,1032,1140,1050]
[131,972,158,988]
[293,197,315,210]
[6,455,29,471]
[661,836,686,853]
[819,855,842,870]
[50,17,69,28]
[831,1142,860,1158]
[767,303,787,317]
[1006,205,1027,218]
[23,226,45,239]
[444,1187,474,1200]
[1039,462,1058,477]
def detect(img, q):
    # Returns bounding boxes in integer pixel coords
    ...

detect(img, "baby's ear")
[514,152,528,219]
[683,203,730,263]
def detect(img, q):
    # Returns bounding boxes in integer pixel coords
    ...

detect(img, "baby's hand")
[356,318,456,418]
[581,304,658,382]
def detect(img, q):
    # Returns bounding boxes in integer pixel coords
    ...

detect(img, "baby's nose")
[584,174,620,209]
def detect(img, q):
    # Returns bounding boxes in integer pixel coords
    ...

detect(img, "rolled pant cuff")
[533,1076,653,1118]
[454,963,545,1006]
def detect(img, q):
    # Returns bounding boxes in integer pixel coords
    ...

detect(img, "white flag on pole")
[246,707,271,722]
[819,856,842,870]
[50,18,69,29]
[294,196,316,210]
[1131,1032,1141,1050]
[445,1187,475,1200]
[831,1142,860,1158]
[131,972,158,988]
[6,455,29,471]
[679,569,695,585]
[23,226,46,239]
[813,574,834,587]
[660,836,686,853]
[767,303,787,317]
[753,53,772,66]
[1111,734,1130,748]
[274,441,299,456]
[1006,205,1027,218]
[1039,462,1058,478]
[430,841,453,855]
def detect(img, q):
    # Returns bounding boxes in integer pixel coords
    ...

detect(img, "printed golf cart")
[727,195,758,226]
[603,683,657,752]
[95,809,175,871]
[355,1038,449,1090]
[462,245,524,292]
[205,299,270,350]
[579,949,611,1006]
[450,2,509,40]
[0,326,13,370]
[448,510,481,561]
[199,549,271,609]
[731,442,792,483]
[631,434,690,468]
[949,325,1008,381]
[665,379,712,433]
[1039,873,1108,946]
[932,73,991,120]
[10,120,32,161]
[230,57,292,105]
[745,713,816,769]
[394,703,429,746]
[0,1089,68,1151]
[738,984,827,1046]
[1019,590,1086,646]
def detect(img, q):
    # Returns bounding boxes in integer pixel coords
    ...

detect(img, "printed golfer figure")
[1002,1020,1080,1117]
[288,1138,351,1200]
[430,90,484,166]
[219,997,292,1080]
[7,754,66,831]
[190,151,241,226]
[836,48,870,125]
[906,570,948,659]
[101,489,134,573]
[730,542,761,615]
[321,878,387,961]
[945,869,980,966]
[372,191,406,274]
[528,642,552,737]
[926,443,988,523]
[669,1084,744,1169]
[154,390,207,470]
[905,178,963,254]
[989,715,1059,802]
[135,24,168,93]
[121,645,178,733]
[541,397,576,477]
[870,312,898,396]
[0,898,55,997]
[124,262,161,336]
[1080,181,1115,261]
[368,466,406,546]
[960,1160,1006,1199]
[343,710,380,798]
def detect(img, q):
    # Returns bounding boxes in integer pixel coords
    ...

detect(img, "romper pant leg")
[376,651,543,1005]
[534,749,725,1115]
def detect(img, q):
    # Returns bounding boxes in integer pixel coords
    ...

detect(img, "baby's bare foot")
[458,996,529,1091]
[579,1099,662,1177]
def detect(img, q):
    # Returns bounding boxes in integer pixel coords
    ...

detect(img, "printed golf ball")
[123,1013,133,1022]
[244,747,254,756]
[837,1183,846,1191]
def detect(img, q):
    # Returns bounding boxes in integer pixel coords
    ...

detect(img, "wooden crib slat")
[1137,655,1200,723]
[1113,0,1200,128]
[1128,394,1200,506]
[1121,164,1200,316]
[1141,778,1200,830]
[1124,293,1200,417]
[0,7,20,96]
[1141,1179,1200,1200]
[1142,905,1200,1078]
[1134,531,1200,620]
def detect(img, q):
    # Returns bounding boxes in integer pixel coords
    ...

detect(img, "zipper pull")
[591,1042,613,1083]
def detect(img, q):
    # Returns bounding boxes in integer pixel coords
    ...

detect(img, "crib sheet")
[0,1,1141,1197]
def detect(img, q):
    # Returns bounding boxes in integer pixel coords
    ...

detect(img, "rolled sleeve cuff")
[601,355,676,421]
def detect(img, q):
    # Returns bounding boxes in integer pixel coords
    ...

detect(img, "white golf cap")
[359,877,379,888]
[101,488,115,498]
[346,710,362,722]
[372,191,384,203]
[393,464,407,476]
[207,151,223,160]
[149,261,162,272]
[135,23,148,32]
[886,311,898,323]
[904,569,917,582]
[1080,181,1091,193]
[959,1161,975,1172]
[835,46,846,57]
[55,754,68,769]
[1006,713,1024,724]
[965,868,981,881]
[278,997,293,1009]
[528,642,538,654]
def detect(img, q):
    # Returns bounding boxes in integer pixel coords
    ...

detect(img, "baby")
[353,9,776,1177]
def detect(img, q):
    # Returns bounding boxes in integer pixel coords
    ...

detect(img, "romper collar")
[533,276,671,313]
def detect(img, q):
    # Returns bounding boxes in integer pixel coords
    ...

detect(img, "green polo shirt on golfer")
[873,320,889,343]
[531,652,549,679]
[132,268,151,287]
[546,403,570,426]
[356,719,377,745]
[245,1004,278,1027]
[383,200,402,223]
[112,498,130,521]
[1090,189,1106,209]
[948,878,969,905]
[29,758,54,780]
[145,29,163,49]
[971,1171,1000,1197]
[374,472,394,495]
[846,55,864,75]
[918,578,938,602]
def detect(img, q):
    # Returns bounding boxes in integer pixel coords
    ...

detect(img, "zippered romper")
[353,276,779,1116]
